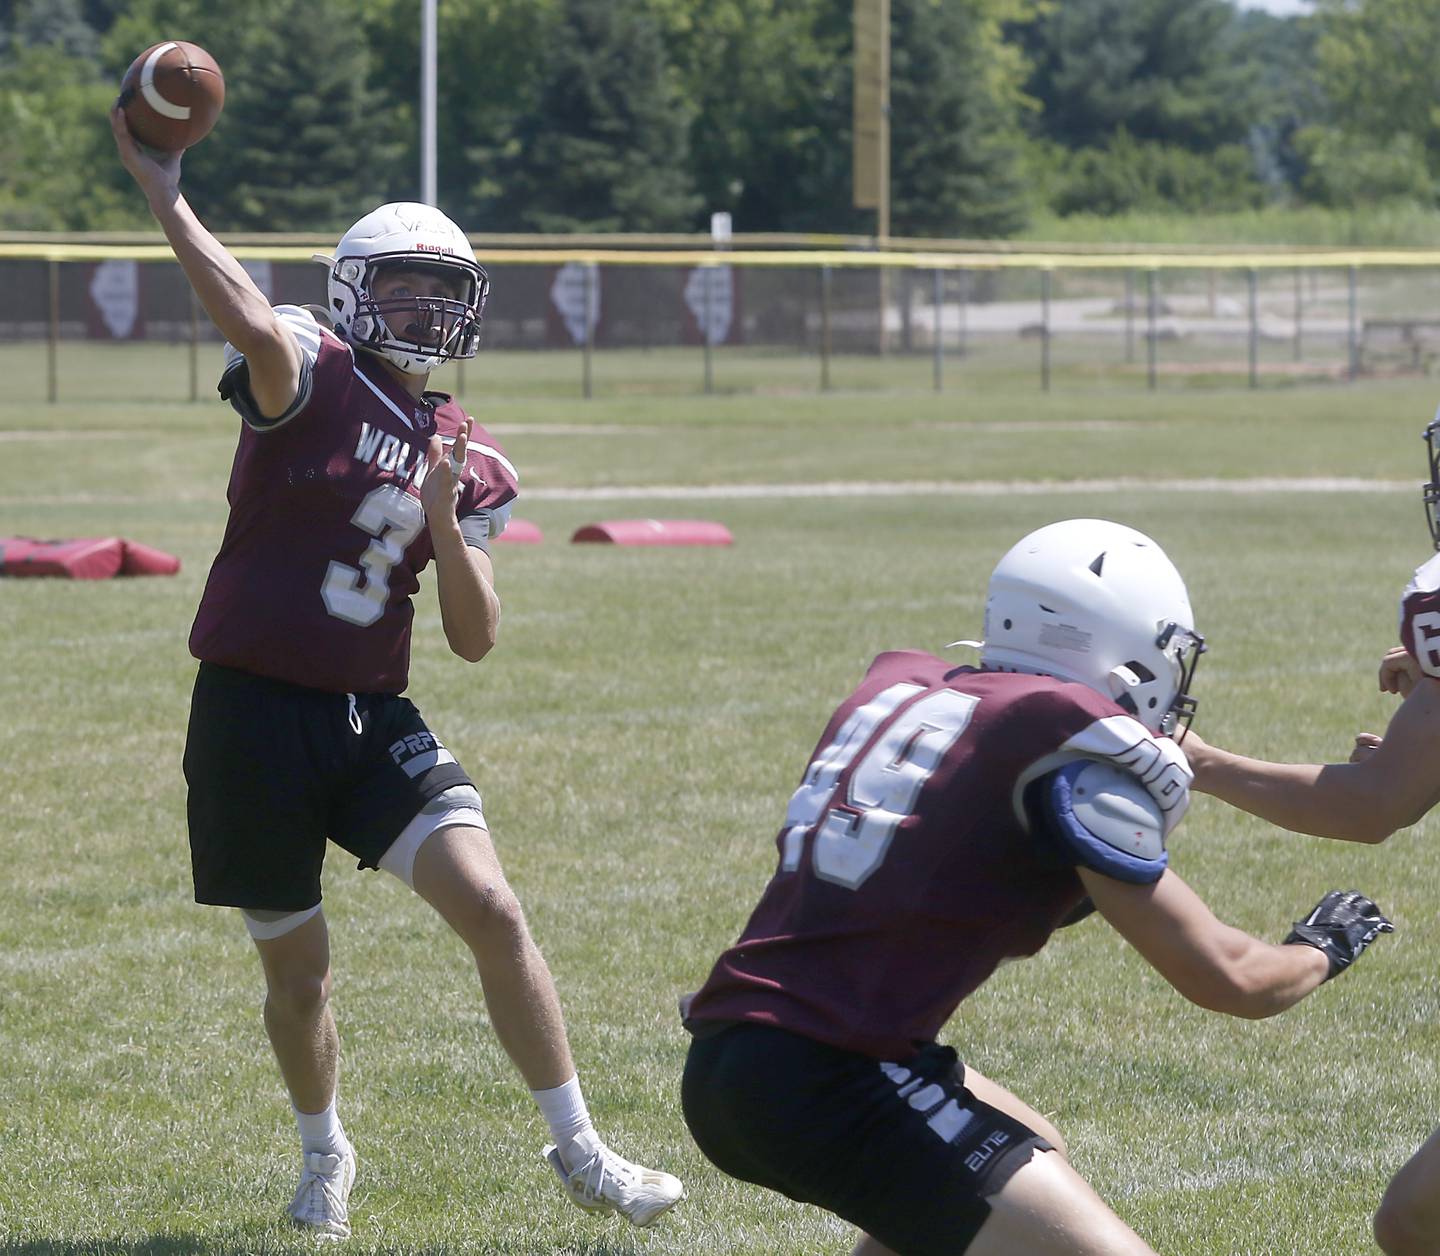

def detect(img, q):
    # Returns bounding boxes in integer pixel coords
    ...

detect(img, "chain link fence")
[4,244,1439,403]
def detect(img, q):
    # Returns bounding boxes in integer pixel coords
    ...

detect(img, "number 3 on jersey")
[780,683,979,890]
[322,485,424,627]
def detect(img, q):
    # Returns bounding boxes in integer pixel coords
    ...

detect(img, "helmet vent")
[1089,552,1106,576]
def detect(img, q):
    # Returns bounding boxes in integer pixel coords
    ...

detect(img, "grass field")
[3,352,1440,1254]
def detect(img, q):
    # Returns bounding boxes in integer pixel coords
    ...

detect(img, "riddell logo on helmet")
[414,242,453,254]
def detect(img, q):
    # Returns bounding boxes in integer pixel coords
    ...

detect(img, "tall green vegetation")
[1299,0,1440,208]
[1017,0,1264,215]
[5,0,1440,237]
[473,0,701,232]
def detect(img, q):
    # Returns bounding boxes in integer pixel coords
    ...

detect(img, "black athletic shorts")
[682,1021,1051,1255]
[184,662,473,912]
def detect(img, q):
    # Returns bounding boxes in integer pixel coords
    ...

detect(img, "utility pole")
[421,0,437,205]
[853,0,891,353]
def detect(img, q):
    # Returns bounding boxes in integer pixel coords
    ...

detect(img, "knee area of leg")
[267,969,331,1018]
[470,880,526,933]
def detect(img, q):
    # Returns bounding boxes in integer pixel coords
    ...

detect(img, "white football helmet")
[1423,406,1440,548]
[316,202,488,376]
[976,518,1205,736]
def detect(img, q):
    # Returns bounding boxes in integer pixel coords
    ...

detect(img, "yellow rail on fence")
[7,241,1440,269]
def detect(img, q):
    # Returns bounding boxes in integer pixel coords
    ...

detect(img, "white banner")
[684,266,734,346]
[550,262,601,345]
[89,260,139,339]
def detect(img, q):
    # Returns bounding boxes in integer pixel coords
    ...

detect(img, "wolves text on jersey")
[354,422,434,488]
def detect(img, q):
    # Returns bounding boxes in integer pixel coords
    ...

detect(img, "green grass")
[1022,203,1440,248]
[1,352,1438,1253]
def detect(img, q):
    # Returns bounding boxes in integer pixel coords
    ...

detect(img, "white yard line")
[524,477,1417,501]
[0,476,1416,509]
[0,430,149,442]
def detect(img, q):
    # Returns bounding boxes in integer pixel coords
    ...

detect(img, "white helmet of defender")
[315,202,489,376]
[975,518,1205,736]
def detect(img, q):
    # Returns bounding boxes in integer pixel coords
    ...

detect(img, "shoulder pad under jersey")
[1037,759,1168,885]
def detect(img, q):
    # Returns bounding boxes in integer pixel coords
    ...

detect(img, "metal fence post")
[820,264,832,393]
[1146,269,1158,392]
[47,259,59,404]
[1247,268,1259,390]
[957,268,968,358]
[1348,265,1359,380]
[189,286,200,403]
[1124,269,1135,364]
[703,264,714,395]
[1293,266,1302,363]
[932,268,943,393]
[582,262,594,400]
[1040,268,1052,393]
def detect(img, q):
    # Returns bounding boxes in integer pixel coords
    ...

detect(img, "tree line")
[2,0,1438,238]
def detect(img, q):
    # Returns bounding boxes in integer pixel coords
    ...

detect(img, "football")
[118,41,225,152]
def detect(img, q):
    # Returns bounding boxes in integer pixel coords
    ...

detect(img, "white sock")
[293,1098,347,1157]
[531,1075,595,1169]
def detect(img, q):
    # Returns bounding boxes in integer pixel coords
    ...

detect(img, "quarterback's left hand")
[1350,733,1383,763]
[1284,890,1394,980]
[420,416,471,533]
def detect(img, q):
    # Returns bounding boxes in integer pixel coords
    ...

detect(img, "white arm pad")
[1039,758,1169,884]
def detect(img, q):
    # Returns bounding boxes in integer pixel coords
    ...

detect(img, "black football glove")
[1283,890,1394,980]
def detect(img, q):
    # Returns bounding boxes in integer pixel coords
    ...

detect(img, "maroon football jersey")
[1400,553,1440,679]
[190,306,518,694]
[686,651,1190,1060]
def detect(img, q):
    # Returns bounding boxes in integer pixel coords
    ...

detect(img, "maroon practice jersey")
[189,305,517,694]
[686,651,1192,1060]
[1400,552,1440,679]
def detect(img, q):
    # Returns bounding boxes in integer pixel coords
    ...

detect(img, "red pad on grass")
[120,540,182,576]
[0,537,180,579]
[495,518,543,544]
[571,519,733,547]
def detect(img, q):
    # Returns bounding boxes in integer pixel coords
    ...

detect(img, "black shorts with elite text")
[682,1021,1051,1255]
[184,662,473,912]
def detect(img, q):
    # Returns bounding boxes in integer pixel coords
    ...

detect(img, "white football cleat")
[287,1142,356,1241]
[542,1130,683,1228]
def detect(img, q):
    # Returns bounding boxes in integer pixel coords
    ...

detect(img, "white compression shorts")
[240,784,488,939]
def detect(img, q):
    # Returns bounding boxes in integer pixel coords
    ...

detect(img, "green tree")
[0,42,144,229]
[0,1,142,230]
[1310,0,1440,200]
[1,0,100,65]
[1233,8,1322,198]
[474,0,700,232]
[890,0,1037,237]
[353,0,560,229]
[656,0,855,233]
[1019,0,1259,152]
[656,0,1038,237]
[102,0,404,232]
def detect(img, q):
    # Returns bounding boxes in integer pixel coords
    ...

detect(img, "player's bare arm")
[1184,678,1440,843]
[109,105,301,418]
[421,419,500,663]
[1079,867,1390,1018]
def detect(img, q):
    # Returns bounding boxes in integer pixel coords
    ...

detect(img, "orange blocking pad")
[571,519,733,547]
[496,518,543,544]
[0,537,180,578]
